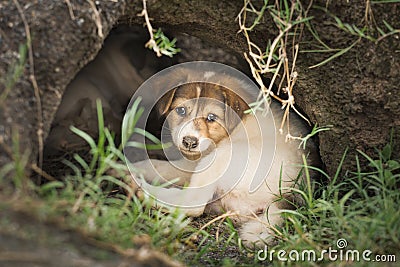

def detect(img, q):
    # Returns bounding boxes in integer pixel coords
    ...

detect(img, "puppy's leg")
[141,168,217,217]
[239,202,283,248]
[132,158,195,186]
[178,173,219,216]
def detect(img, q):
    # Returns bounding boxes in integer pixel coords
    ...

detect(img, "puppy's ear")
[157,88,177,116]
[222,89,249,132]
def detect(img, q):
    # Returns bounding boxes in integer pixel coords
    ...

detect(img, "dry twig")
[30,163,56,181]
[12,0,44,173]
[138,0,162,57]
[199,211,239,233]
[87,0,103,38]
[64,0,76,20]
[237,0,311,141]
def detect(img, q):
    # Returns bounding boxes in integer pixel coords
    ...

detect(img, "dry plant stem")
[64,0,76,20]
[72,191,85,213]
[294,1,312,50]
[198,210,279,239]
[237,1,290,97]
[87,0,103,38]
[30,163,56,181]
[262,26,292,75]
[12,0,44,175]
[199,211,239,232]
[281,44,311,137]
[215,216,227,241]
[365,2,400,43]
[364,0,376,28]
[238,0,311,139]
[376,29,400,43]
[139,0,162,57]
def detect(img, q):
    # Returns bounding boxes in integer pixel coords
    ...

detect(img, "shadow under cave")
[41,25,247,179]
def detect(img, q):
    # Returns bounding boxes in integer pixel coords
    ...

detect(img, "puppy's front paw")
[132,160,151,175]
[239,220,277,249]
[182,206,205,217]
[132,159,164,184]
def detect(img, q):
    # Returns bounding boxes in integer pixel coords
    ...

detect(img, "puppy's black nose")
[182,136,198,149]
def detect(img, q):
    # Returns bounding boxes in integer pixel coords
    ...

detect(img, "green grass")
[0,43,27,103]
[265,145,400,266]
[0,101,399,266]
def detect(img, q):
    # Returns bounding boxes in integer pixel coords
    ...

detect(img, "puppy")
[132,80,319,248]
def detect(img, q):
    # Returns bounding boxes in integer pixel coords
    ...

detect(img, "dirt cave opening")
[41,25,253,180]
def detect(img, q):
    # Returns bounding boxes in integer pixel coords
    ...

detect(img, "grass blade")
[309,39,359,69]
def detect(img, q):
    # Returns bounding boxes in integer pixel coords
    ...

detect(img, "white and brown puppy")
[132,81,252,185]
[133,81,318,248]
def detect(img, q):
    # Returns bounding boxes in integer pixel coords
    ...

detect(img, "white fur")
[203,71,216,79]
[172,120,211,153]
[134,102,308,248]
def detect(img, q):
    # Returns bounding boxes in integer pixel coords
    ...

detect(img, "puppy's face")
[158,82,248,160]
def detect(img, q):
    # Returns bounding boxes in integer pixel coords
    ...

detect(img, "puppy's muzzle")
[182,136,198,149]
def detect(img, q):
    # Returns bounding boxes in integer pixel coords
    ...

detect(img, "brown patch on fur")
[221,88,249,132]
[157,88,177,115]
[193,118,209,137]
[158,82,249,128]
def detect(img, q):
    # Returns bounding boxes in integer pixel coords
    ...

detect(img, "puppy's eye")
[206,113,218,122]
[175,107,186,116]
